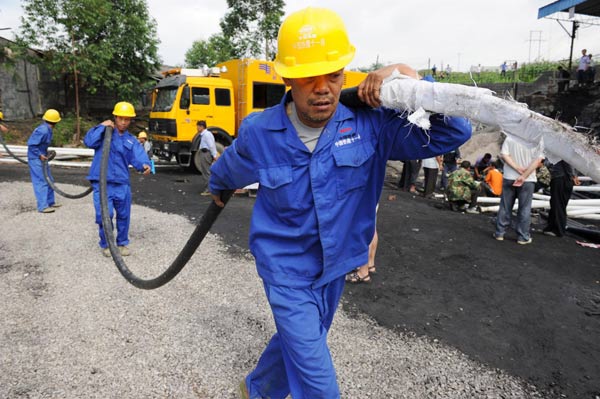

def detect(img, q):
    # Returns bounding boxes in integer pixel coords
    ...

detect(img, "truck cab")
[149,59,366,172]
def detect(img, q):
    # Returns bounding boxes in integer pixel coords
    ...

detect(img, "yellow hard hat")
[138,131,147,139]
[0,111,3,120]
[274,7,355,79]
[112,101,136,117]
[43,109,61,123]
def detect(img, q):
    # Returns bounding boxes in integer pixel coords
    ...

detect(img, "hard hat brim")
[274,49,355,79]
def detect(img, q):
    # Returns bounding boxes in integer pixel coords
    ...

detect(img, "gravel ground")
[1,181,544,399]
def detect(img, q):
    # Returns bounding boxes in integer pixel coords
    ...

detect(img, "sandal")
[368,265,376,275]
[346,271,371,284]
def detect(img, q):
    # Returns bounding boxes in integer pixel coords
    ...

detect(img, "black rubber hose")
[340,86,368,108]
[42,158,93,199]
[565,225,600,243]
[0,129,29,165]
[2,126,91,198]
[99,126,235,289]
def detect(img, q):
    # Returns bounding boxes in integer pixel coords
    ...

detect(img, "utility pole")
[568,22,578,71]
[528,31,543,63]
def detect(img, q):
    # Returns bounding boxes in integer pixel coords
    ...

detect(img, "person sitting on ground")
[535,158,551,193]
[446,160,481,213]
[482,160,503,197]
[474,152,492,180]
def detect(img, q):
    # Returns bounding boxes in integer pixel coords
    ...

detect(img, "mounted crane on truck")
[149,58,366,172]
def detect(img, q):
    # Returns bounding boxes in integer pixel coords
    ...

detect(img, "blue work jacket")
[84,125,150,184]
[210,91,471,288]
[27,122,53,160]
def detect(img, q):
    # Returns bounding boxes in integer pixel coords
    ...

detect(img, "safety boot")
[40,207,55,213]
[102,248,111,257]
[118,246,130,256]
[238,380,249,399]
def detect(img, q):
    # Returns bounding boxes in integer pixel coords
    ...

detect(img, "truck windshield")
[152,87,178,112]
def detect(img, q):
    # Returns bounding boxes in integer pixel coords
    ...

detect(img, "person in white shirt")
[197,120,218,194]
[493,136,545,244]
[577,49,591,86]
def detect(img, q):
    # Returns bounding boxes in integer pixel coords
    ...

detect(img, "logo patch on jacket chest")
[334,128,361,147]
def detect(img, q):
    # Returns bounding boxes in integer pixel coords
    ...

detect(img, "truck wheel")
[216,142,226,157]
[191,150,204,173]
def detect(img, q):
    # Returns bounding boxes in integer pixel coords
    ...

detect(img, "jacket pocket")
[258,165,295,210]
[332,142,375,198]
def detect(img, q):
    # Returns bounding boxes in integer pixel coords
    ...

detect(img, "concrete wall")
[0,37,62,120]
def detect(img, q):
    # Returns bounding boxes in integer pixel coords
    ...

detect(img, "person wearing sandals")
[347,205,379,284]
[346,228,378,283]
[209,8,472,399]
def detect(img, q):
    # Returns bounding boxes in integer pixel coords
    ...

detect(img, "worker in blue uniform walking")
[84,102,151,257]
[27,109,62,213]
[210,8,472,399]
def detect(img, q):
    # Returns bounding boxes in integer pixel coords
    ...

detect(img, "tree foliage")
[185,33,235,68]
[16,0,161,102]
[219,0,285,60]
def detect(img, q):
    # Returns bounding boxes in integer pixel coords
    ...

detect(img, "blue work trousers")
[495,179,535,242]
[246,276,346,399]
[92,182,132,248]
[28,157,55,212]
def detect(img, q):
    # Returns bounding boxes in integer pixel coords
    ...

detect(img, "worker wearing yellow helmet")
[0,111,8,135]
[137,130,152,158]
[26,109,62,213]
[209,8,472,398]
[83,101,151,257]
[0,111,8,160]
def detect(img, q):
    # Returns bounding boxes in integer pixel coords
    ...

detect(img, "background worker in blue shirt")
[210,8,472,399]
[27,109,62,213]
[84,102,151,257]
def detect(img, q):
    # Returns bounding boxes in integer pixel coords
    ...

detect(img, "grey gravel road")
[0,181,544,399]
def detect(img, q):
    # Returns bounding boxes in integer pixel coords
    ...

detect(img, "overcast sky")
[1,0,598,72]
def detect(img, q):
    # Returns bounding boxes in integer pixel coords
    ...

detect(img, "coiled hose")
[42,158,93,199]
[1,128,93,198]
[99,126,234,289]
[0,129,29,165]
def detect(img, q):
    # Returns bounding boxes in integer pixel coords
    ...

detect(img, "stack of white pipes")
[478,191,600,220]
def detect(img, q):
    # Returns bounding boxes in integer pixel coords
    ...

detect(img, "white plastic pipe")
[380,76,600,183]
[572,186,600,192]
[567,207,600,216]
[571,214,600,220]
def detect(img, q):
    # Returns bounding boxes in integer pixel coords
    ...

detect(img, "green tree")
[220,0,285,60]
[16,0,160,142]
[185,33,235,68]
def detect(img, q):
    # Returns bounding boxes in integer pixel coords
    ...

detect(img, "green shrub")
[51,115,96,147]
[418,60,563,85]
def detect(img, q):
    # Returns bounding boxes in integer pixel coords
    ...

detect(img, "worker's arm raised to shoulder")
[358,64,420,108]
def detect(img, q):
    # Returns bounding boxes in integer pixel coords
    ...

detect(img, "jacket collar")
[268,90,356,153]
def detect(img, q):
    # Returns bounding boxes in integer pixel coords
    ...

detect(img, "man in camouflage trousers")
[447,160,481,214]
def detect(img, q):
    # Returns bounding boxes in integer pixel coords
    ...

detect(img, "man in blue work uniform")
[27,109,62,213]
[210,8,472,399]
[84,102,151,257]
